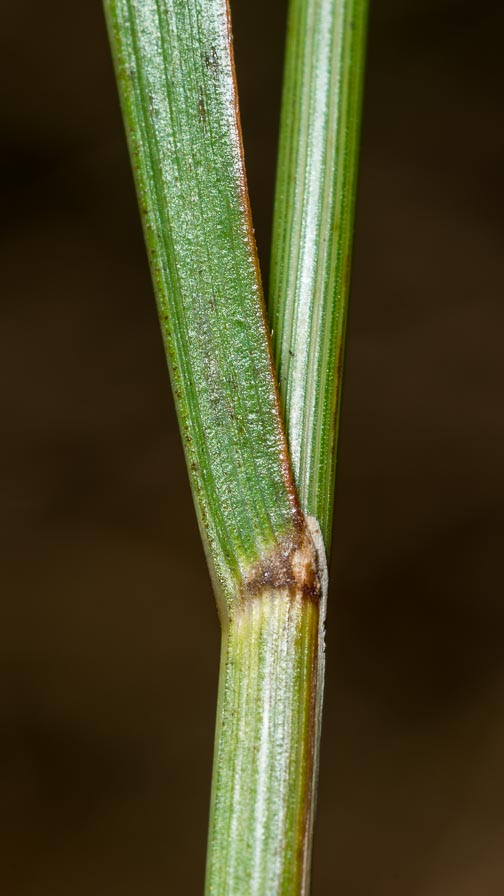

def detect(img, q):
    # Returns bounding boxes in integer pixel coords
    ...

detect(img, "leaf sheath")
[206,576,325,895]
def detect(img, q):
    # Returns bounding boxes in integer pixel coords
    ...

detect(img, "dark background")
[2,1,504,893]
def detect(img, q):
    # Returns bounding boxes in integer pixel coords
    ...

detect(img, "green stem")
[206,519,327,896]
[270,0,369,548]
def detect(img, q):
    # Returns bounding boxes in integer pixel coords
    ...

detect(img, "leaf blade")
[104,0,301,611]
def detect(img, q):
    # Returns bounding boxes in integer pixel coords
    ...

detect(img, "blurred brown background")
[2,1,504,893]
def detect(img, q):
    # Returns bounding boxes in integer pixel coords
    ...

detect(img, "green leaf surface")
[104,0,301,615]
[270,0,368,549]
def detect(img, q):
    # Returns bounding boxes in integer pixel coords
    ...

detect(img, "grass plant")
[104,1,367,892]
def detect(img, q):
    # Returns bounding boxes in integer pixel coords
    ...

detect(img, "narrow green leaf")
[104,0,302,615]
[270,0,369,548]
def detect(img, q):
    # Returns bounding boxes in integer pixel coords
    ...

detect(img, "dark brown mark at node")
[240,524,321,605]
